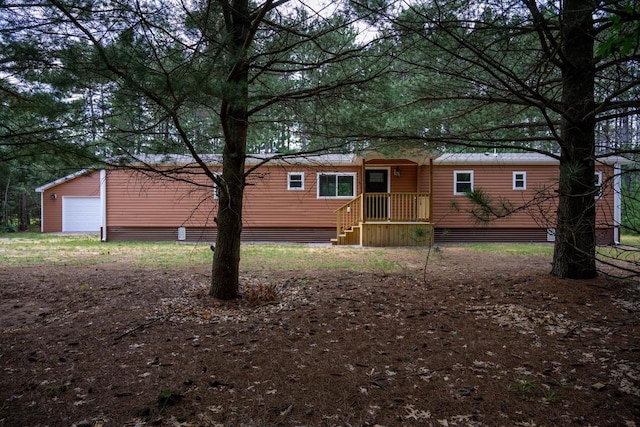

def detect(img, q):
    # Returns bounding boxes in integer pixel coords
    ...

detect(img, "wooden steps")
[331,224,361,245]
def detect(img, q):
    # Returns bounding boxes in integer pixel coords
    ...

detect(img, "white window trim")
[513,171,527,190]
[453,170,474,195]
[595,171,603,198]
[213,172,222,199]
[317,172,357,199]
[287,172,305,191]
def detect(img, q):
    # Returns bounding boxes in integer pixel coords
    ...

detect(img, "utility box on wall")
[177,227,186,241]
[546,228,556,242]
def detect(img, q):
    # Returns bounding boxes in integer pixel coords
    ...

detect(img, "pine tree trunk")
[209,141,245,299]
[551,0,597,279]
[19,192,29,231]
[209,0,250,299]
[551,155,597,279]
[1,177,10,227]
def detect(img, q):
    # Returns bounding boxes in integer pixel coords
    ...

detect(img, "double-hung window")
[288,172,304,190]
[453,170,474,195]
[513,171,526,190]
[317,173,356,198]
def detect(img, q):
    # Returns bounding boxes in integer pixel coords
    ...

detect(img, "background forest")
[1,0,639,286]
[1,3,639,424]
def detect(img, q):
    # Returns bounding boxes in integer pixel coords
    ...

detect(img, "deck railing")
[335,194,363,236]
[335,192,430,236]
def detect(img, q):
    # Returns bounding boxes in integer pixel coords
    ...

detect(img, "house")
[35,151,629,246]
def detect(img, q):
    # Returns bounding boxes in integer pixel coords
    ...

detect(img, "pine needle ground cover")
[0,237,638,426]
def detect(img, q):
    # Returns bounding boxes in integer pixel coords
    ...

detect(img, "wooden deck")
[332,193,434,246]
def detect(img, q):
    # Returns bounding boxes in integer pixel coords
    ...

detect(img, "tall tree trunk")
[19,192,29,231]
[209,0,250,299]
[551,0,597,279]
[1,177,10,227]
[209,135,246,299]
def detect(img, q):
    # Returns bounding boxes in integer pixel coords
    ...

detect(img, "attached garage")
[62,197,101,233]
[36,170,104,234]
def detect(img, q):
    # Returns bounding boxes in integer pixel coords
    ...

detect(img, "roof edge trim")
[35,169,93,192]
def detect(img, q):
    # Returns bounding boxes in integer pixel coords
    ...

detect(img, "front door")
[365,169,389,220]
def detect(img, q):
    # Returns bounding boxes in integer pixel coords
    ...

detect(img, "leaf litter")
[0,249,638,426]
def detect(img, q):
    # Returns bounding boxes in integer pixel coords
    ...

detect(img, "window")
[513,171,527,190]
[317,173,356,198]
[454,170,474,195]
[213,173,222,199]
[288,172,304,190]
[595,171,602,198]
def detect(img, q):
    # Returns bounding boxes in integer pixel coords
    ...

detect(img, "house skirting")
[106,226,336,243]
[105,226,615,245]
[434,227,614,245]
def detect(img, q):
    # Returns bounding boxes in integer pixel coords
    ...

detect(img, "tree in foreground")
[4,0,638,288]
[2,0,389,298]
[362,0,639,279]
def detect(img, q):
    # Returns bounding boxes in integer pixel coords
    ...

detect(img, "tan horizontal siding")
[106,169,216,227]
[41,172,100,232]
[106,165,362,229]
[48,160,617,244]
[595,166,616,228]
[236,166,362,228]
[432,164,560,229]
[432,164,616,231]
[418,164,431,194]
[389,165,419,193]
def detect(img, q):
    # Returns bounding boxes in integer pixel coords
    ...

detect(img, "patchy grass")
[0,234,210,268]
[240,244,408,273]
[0,234,418,270]
[458,242,555,256]
[8,237,224,268]
[595,234,640,268]
[621,233,640,246]
[1,234,557,271]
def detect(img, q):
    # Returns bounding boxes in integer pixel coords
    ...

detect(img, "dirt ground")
[1,248,639,427]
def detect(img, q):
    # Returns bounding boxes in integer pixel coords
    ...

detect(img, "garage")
[62,197,101,233]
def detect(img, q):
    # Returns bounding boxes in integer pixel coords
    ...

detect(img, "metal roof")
[35,151,634,191]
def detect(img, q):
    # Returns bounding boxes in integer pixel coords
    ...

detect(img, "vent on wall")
[177,227,186,241]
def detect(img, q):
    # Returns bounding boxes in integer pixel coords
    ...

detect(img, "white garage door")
[62,197,101,233]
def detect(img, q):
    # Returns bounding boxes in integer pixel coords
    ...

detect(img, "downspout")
[100,169,107,242]
[613,163,621,245]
